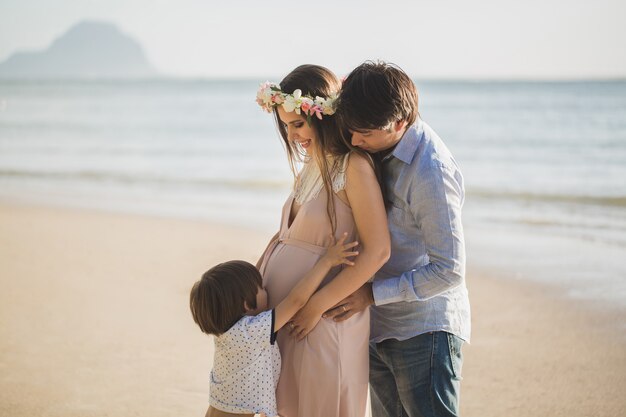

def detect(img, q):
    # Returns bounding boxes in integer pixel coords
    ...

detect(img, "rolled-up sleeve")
[373,158,465,305]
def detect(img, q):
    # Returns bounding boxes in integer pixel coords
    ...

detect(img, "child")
[190,233,359,417]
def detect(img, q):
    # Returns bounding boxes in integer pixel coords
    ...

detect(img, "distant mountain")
[0,21,158,79]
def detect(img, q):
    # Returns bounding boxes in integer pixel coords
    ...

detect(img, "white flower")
[282,89,303,114]
[257,84,337,120]
[256,82,279,112]
[317,93,337,115]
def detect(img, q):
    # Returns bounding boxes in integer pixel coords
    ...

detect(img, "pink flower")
[312,105,323,120]
[300,100,312,114]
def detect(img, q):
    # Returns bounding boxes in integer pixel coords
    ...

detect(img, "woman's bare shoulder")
[345,151,375,175]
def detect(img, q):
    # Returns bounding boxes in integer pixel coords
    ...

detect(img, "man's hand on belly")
[323,283,374,322]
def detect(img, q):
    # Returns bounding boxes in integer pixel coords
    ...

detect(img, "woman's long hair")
[273,64,372,235]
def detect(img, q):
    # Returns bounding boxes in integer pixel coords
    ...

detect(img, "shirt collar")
[383,119,424,164]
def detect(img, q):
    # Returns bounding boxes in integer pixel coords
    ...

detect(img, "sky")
[1,0,625,79]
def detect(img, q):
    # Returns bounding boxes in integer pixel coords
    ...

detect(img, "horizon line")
[0,75,625,83]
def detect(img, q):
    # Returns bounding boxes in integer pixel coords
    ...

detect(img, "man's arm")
[373,158,465,305]
[325,158,464,321]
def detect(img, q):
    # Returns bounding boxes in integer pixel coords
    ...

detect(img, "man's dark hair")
[337,61,419,132]
[189,260,262,336]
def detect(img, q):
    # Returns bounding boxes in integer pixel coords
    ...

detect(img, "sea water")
[1,79,625,308]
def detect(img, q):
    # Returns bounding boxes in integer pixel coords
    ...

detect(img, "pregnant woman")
[256,64,390,417]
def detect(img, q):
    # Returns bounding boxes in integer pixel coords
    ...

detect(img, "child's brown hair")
[189,260,262,336]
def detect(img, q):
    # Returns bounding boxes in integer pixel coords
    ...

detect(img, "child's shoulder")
[238,309,273,328]
[221,310,274,341]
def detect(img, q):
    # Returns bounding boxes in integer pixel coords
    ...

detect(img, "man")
[326,61,471,417]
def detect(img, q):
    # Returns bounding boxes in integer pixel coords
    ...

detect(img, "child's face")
[246,286,268,315]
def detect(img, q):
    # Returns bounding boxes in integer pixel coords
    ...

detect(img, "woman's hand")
[288,299,324,341]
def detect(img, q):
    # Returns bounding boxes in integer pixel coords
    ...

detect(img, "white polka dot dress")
[210,309,281,416]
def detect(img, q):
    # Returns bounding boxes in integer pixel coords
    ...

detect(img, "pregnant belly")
[262,242,323,309]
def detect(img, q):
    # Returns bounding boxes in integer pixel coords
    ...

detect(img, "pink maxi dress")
[259,177,369,417]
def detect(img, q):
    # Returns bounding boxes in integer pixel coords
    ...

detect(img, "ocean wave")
[468,189,626,207]
[0,169,291,191]
[3,169,625,207]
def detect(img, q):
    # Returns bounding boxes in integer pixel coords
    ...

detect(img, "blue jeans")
[369,332,464,417]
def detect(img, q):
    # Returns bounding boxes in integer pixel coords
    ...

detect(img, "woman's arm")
[289,153,390,339]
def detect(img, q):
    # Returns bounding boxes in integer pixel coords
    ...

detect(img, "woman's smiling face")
[277,106,318,154]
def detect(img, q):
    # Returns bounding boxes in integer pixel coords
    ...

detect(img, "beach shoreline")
[0,202,624,417]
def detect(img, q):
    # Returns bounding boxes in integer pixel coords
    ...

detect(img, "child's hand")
[323,232,359,267]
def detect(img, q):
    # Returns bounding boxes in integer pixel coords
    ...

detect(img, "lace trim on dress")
[293,153,350,205]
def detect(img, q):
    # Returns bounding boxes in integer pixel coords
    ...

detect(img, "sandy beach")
[1,203,624,417]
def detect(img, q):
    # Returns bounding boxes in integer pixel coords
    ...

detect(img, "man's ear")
[394,120,408,133]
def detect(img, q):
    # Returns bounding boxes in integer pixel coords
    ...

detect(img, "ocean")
[1,79,625,309]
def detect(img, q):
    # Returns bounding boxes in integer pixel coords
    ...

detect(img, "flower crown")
[256,82,337,121]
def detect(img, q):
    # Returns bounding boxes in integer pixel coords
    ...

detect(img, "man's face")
[349,121,408,153]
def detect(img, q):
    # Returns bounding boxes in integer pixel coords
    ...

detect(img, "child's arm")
[273,233,358,331]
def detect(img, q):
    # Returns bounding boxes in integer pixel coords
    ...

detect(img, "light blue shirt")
[370,120,471,343]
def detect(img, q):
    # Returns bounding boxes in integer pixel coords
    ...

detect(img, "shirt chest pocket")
[387,197,416,230]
